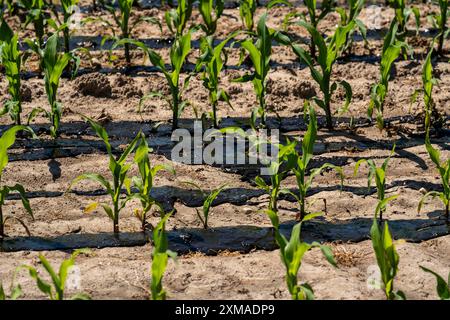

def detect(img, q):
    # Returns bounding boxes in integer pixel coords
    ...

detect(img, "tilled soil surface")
[0,0,449,299]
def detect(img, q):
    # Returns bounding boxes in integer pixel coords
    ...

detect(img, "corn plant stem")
[35,18,45,48]
[113,176,120,233]
[212,100,218,129]
[123,27,131,64]
[172,89,179,131]
[259,93,266,126]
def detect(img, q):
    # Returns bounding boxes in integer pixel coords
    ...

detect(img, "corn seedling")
[114,32,192,130]
[151,211,176,300]
[428,0,449,55]
[421,47,444,133]
[0,21,23,125]
[336,0,367,52]
[354,145,396,223]
[233,13,274,128]
[0,269,23,300]
[291,21,354,129]
[130,132,174,231]
[370,216,405,300]
[199,0,224,36]
[84,0,160,64]
[387,0,420,40]
[41,33,71,138]
[420,266,450,300]
[368,23,408,130]
[300,0,336,59]
[239,0,256,32]
[18,0,47,48]
[165,0,193,37]
[266,210,336,300]
[182,181,227,229]
[289,106,343,220]
[196,34,235,128]
[418,136,449,221]
[0,126,35,239]
[254,139,297,212]
[22,249,91,300]
[70,117,140,233]
[52,0,79,53]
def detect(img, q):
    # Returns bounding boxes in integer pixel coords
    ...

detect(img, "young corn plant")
[428,0,449,55]
[420,266,450,300]
[234,13,273,128]
[368,23,408,130]
[114,32,192,130]
[291,21,354,130]
[182,182,227,230]
[130,133,174,232]
[254,139,297,212]
[0,268,23,300]
[300,0,336,59]
[239,0,256,32]
[336,0,367,52]
[370,214,405,300]
[418,136,449,221]
[41,33,72,138]
[354,145,396,223]
[199,0,224,36]
[0,126,35,240]
[387,0,420,40]
[421,47,444,133]
[70,117,140,234]
[0,21,23,125]
[52,0,79,53]
[19,0,46,48]
[196,35,235,128]
[165,0,193,37]
[266,210,336,300]
[22,249,91,300]
[151,212,176,300]
[289,106,344,220]
[84,0,160,64]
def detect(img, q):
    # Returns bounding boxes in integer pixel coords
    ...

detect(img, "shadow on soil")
[1,216,449,254]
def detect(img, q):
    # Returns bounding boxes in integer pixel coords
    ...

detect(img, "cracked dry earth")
[0,0,449,299]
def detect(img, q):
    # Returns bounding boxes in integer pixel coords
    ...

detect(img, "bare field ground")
[0,0,449,299]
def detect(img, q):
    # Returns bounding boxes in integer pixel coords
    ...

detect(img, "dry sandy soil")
[0,0,449,300]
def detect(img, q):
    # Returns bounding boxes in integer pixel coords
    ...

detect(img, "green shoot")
[0,21,23,125]
[266,210,336,300]
[151,211,176,300]
[292,21,354,129]
[368,23,408,130]
[354,145,396,222]
[239,0,256,32]
[420,266,450,300]
[113,32,192,130]
[182,181,227,229]
[418,136,449,222]
[69,117,140,233]
[233,13,273,128]
[196,34,235,128]
[19,0,46,48]
[199,0,224,36]
[22,249,91,300]
[84,0,161,64]
[370,217,405,300]
[336,0,367,52]
[421,47,444,133]
[58,0,79,53]
[289,106,344,220]
[0,126,35,239]
[301,0,336,58]
[0,269,23,300]
[387,0,420,39]
[428,0,449,55]
[130,132,174,232]
[165,0,193,37]
[34,33,73,138]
